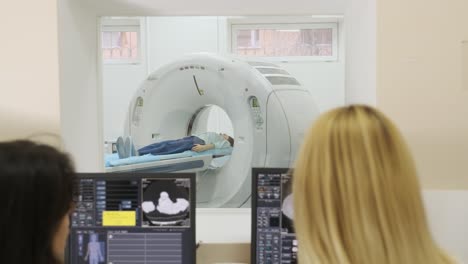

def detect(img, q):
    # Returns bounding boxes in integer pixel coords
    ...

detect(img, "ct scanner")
[107,53,319,208]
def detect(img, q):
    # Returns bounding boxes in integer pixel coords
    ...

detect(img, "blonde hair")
[293,105,454,264]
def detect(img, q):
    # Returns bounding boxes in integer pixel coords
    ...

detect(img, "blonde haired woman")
[293,105,455,264]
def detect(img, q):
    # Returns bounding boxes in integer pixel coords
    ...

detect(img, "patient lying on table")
[116,132,234,159]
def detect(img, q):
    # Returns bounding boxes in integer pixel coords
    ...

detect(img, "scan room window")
[231,23,338,61]
[101,19,141,64]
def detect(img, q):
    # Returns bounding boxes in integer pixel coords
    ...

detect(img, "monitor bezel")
[67,172,196,264]
[251,167,291,264]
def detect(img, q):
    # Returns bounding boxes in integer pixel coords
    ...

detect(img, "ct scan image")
[141,178,191,227]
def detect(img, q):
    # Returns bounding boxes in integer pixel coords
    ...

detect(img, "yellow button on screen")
[102,211,136,226]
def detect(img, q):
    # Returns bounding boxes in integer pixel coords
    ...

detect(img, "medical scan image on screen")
[73,231,106,264]
[68,173,195,264]
[254,168,298,264]
[141,178,191,227]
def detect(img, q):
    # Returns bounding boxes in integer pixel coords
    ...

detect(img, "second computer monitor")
[252,168,297,264]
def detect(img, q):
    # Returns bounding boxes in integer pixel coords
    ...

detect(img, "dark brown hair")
[227,136,234,147]
[0,140,76,264]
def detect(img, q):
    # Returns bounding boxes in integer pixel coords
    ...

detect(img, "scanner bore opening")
[186,105,235,168]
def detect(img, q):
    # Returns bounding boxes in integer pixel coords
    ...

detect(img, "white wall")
[102,19,148,142]
[283,63,345,110]
[103,65,147,142]
[58,0,102,171]
[345,0,376,105]
[147,17,220,72]
[423,191,468,262]
[0,0,61,143]
[196,209,251,243]
[378,0,468,189]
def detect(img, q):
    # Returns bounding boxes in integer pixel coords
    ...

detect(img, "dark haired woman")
[0,140,77,264]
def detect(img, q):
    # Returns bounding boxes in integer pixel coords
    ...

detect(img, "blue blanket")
[105,147,233,167]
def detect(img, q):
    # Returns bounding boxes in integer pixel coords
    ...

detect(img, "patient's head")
[221,133,235,147]
[293,105,454,264]
[90,234,98,242]
[0,140,77,264]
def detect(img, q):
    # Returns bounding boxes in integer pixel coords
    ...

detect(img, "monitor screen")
[252,168,297,264]
[68,173,195,264]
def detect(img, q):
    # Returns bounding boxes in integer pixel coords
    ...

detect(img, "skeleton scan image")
[74,232,106,264]
[84,234,104,264]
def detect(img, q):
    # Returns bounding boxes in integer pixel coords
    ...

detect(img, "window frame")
[101,18,142,65]
[229,22,339,62]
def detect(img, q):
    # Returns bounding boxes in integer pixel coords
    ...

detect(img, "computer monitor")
[252,168,297,264]
[68,173,195,264]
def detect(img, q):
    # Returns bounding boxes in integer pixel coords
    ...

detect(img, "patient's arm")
[84,244,90,261]
[192,144,215,152]
[98,245,104,261]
